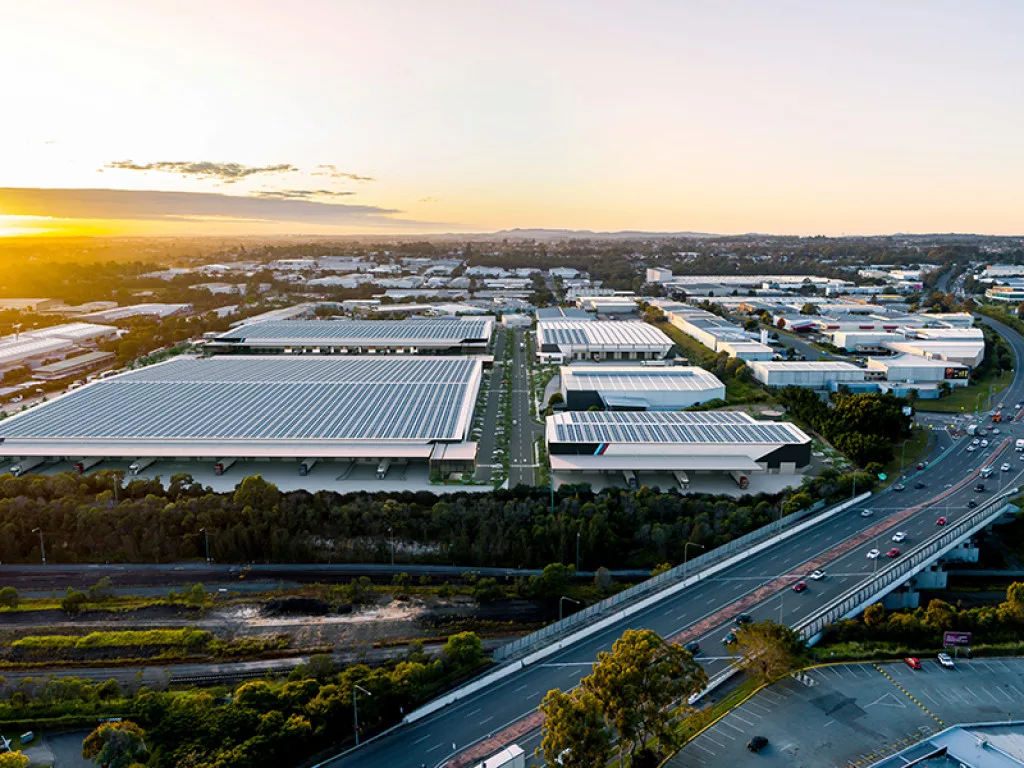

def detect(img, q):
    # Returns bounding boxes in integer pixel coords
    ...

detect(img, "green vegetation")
[879,425,931,481]
[540,629,707,767]
[728,620,807,683]
[12,629,212,651]
[916,323,1014,413]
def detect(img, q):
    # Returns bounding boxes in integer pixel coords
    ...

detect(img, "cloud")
[418,196,440,203]
[253,189,356,200]
[312,164,375,182]
[0,187,438,228]
[105,160,299,182]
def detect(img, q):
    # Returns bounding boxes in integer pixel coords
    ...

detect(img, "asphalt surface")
[668,657,1024,768]
[473,326,506,484]
[509,329,543,488]
[332,315,1024,768]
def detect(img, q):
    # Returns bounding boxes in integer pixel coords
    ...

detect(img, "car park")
[747,736,769,753]
[936,516,947,525]
[887,547,901,558]
[938,652,955,669]
[892,531,907,543]
[866,548,880,559]
[809,569,826,580]
[792,581,808,592]
[905,657,922,670]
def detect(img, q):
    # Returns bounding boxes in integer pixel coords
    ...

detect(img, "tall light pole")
[353,684,372,745]
[559,595,582,621]
[199,527,211,565]
[31,527,45,565]
[388,526,395,566]
[575,531,581,573]
[683,542,704,584]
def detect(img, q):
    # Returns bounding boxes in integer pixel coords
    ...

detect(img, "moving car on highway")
[887,547,901,558]
[892,531,907,542]
[809,569,826,580]
[792,581,808,593]
[866,548,880,559]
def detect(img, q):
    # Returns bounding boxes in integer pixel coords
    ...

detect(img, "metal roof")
[0,356,481,443]
[561,365,724,393]
[215,318,492,345]
[538,321,672,348]
[547,411,809,445]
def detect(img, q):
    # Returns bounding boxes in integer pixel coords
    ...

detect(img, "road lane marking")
[414,734,431,744]
[466,707,482,716]
[426,743,443,753]
[731,713,757,726]
[479,716,494,725]
[512,684,527,692]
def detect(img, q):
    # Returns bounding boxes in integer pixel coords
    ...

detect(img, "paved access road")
[668,657,1024,768]
[328,316,1024,768]
[509,329,543,488]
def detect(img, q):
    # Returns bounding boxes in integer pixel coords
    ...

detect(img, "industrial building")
[0,322,118,373]
[749,361,869,389]
[665,307,774,360]
[559,365,725,410]
[208,318,493,356]
[867,354,970,387]
[535,321,673,364]
[0,355,482,477]
[546,410,811,490]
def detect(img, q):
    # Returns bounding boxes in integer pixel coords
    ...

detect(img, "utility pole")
[388,526,395,566]
[353,684,372,745]
[32,527,45,565]
[200,527,211,565]
[575,531,581,573]
[683,541,704,584]
[559,595,582,622]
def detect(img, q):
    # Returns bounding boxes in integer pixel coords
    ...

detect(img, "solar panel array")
[218,319,491,344]
[550,411,807,445]
[538,321,672,348]
[1,356,480,442]
[563,367,723,393]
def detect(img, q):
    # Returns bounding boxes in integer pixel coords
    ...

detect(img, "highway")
[332,316,1024,768]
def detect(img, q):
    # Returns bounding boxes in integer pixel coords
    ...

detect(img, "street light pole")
[575,531,581,573]
[199,527,211,565]
[683,542,704,584]
[353,684,372,745]
[31,528,45,565]
[559,595,582,621]
[388,526,395,566]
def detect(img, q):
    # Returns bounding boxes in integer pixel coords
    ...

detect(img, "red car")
[887,548,901,558]
[905,657,922,670]
[936,516,947,526]
[792,581,808,593]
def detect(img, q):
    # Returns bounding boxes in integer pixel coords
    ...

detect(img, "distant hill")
[488,228,720,240]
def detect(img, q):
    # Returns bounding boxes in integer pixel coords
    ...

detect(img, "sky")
[1,0,1022,237]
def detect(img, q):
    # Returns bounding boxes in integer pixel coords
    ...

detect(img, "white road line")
[991,686,1014,703]
[701,734,726,748]
[918,689,940,706]
[413,734,431,744]
[747,700,773,713]
[1006,683,1024,699]
[720,720,745,735]
[692,742,716,755]
[466,707,481,716]
[426,743,443,753]
[513,684,527,692]
[479,716,494,725]
[732,713,757,726]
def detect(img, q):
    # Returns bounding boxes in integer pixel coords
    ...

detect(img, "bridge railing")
[796,490,1019,641]
[493,492,868,662]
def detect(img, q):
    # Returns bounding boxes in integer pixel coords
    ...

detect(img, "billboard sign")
[945,367,969,380]
[943,631,972,647]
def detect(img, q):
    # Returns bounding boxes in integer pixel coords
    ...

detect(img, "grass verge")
[915,369,1013,413]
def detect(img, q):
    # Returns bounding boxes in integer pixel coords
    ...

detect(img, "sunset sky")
[2,0,1022,237]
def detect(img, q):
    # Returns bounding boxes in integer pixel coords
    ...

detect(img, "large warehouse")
[0,356,482,477]
[559,365,725,410]
[546,410,811,491]
[536,321,673,364]
[749,361,868,389]
[208,318,493,356]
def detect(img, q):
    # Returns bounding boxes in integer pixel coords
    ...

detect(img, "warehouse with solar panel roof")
[0,316,494,490]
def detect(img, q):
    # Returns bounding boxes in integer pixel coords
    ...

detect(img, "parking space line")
[747,700,772,713]
[692,742,716,755]
[872,663,945,727]
[719,720,745,735]
[991,687,1014,703]
[731,713,757,726]
[701,734,726,748]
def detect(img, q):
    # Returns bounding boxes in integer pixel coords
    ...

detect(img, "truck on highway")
[214,458,237,476]
[9,457,45,477]
[730,470,750,490]
[673,470,690,490]
[472,744,525,768]
[967,424,978,436]
[993,411,1003,423]
[299,458,319,476]
[622,469,638,489]
[980,466,994,478]
[376,458,391,479]
[74,457,102,474]
[129,458,156,475]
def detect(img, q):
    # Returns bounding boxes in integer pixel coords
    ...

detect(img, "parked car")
[938,653,955,669]
[916,462,927,470]
[905,657,922,670]
[892,532,907,543]
[866,548,880,559]
[967,445,977,452]
[809,569,826,580]
[936,516,947,525]
[887,547,901,558]
[972,438,981,446]
[747,736,769,753]
[981,439,989,447]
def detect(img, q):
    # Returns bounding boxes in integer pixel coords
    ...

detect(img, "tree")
[731,620,805,683]
[82,721,148,768]
[539,689,613,768]
[581,629,708,762]
[800,303,818,315]
[0,753,29,768]
[61,588,87,614]
[1007,581,1024,606]
[442,632,483,670]
[0,586,18,609]
[863,603,886,628]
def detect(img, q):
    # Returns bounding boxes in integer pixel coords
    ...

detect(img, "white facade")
[560,364,725,410]
[717,341,774,361]
[646,267,673,283]
[536,321,672,364]
[750,361,867,389]
[867,353,970,386]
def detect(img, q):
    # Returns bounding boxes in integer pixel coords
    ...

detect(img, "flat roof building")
[209,318,493,356]
[547,410,811,490]
[559,364,725,411]
[0,322,118,372]
[0,355,483,475]
[867,353,970,386]
[666,308,773,359]
[750,361,868,389]
[536,321,673,364]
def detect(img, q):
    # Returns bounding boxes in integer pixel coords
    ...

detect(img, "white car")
[860,509,873,518]
[938,652,955,669]
[967,445,977,452]
[994,428,1002,434]
[981,439,989,447]
[892,532,907,543]
[972,438,981,445]
[866,548,880,559]
[809,569,826,580]
[1002,463,1012,472]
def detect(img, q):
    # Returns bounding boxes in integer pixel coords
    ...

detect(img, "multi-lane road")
[333,316,1024,768]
